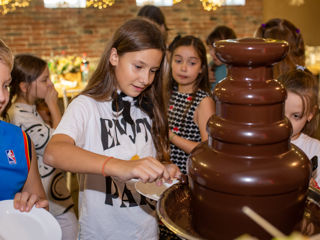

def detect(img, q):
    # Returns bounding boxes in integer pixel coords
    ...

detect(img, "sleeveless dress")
[168,88,209,174]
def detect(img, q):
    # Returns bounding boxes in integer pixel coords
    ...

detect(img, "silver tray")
[157,183,320,240]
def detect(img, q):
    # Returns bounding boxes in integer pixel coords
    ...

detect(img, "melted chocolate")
[187,38,312,240]
[158,184,320,239]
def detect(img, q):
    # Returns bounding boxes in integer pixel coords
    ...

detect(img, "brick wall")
[0,0,263,62]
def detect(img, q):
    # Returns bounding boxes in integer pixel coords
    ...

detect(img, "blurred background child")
[137,5,169,43]
[255,18,305,78]
[206,25,237,91]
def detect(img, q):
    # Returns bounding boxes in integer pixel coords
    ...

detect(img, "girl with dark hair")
[137,5,169,42]
[167,35,215,174]
[161,34,215,240]
[44,18,181,240]
[206,25,237,91]
[255,18,305,78]
[7,54,78,240]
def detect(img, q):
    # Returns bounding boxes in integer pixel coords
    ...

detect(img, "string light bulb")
[86,0,115,9]
[0,0,31,15]
[173,0,182,4]
[289,0,304,6]
[200,0,225,11]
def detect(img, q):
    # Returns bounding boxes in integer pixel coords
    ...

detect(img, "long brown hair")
[255,18,305,78]
[278,69,318,136]
[165,36,210,132]
[3,54,47,119]
[81,18,169,162]
[166,35,210,105]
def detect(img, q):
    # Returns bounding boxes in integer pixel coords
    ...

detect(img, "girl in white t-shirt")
[278,68,320,187]
[44,18,181,240]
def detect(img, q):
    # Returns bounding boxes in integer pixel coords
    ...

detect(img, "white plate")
[135,179,179,201]
[0,200,62,240]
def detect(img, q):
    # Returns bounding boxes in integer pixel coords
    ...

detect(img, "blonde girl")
[278,69,320,186]
[0,39,48,212]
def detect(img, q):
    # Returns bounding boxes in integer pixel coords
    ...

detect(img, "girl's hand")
[164,163,181,182]
[44,85,59,107]
[155,163,181,186]
[106,157,170,183]
[13,192,49,212]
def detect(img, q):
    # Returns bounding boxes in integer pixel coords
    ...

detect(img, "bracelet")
[101,157,113,177]
[169,133,176,141]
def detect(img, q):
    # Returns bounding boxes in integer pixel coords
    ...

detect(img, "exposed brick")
[0,0,262,62]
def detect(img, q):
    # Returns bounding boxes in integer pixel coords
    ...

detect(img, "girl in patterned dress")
[160,35,215,240]
[7,54,78,240]
[166,35,215,174]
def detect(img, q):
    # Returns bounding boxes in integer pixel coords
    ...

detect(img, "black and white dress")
[168,88,209,174]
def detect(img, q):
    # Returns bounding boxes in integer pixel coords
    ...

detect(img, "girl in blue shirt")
[0,39,48,212]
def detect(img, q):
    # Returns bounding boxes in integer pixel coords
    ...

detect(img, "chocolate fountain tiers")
[186,38,311,240]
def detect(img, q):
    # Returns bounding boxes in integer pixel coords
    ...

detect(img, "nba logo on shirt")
[6,150,16,165]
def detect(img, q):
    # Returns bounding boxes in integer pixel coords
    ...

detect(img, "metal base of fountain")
[157,184,320,240]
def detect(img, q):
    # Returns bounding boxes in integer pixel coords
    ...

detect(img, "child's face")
[27,67,52,103]
[0,61,11,115]
[171,45,202,92]
[110,48,162,97]
[285,91,313,140]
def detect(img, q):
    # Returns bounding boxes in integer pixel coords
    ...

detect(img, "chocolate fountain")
[157,38,312,240]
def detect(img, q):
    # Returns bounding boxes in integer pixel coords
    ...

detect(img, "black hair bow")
[112,92,134,125]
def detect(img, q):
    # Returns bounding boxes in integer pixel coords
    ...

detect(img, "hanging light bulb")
[200,0,225,11]
[86,0,115,9]
[173,0,182,4]
[0,0,31,15]
[289,0,304,6]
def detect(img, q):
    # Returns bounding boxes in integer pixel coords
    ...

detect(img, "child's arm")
[196,96,216,140]
[13,142,48,212]
[169,96,215,154]
[44,134,172,183]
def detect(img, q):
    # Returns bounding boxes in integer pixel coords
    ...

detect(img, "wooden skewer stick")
[242,206,286,238]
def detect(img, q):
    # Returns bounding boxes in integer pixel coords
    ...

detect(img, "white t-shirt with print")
[54,95,158,240]
[291,133,320,185]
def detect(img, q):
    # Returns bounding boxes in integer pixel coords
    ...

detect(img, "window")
[136,0,245,7]
[44,0,86,8]
[224,0,245,5]
[136,0,173,7]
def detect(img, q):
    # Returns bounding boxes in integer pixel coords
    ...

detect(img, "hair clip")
[296,65,306,71]
[261,23,266,28]
[296,28,300,34]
